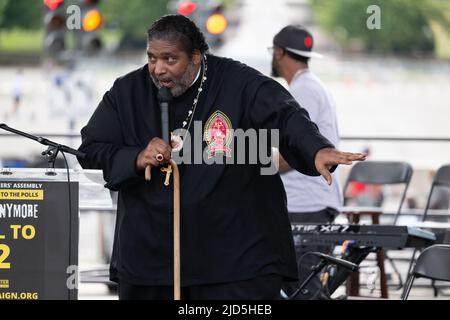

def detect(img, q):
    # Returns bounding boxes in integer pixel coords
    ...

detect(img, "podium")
[0,168,111,300]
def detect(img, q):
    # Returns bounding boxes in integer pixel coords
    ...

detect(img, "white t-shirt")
[280,69,343,212]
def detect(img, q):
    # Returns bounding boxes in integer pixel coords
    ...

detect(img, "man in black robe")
[78,14,365,300]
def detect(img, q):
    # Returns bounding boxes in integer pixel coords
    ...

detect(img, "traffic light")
[43,0,67,56]
[79,0,103,53]
[176,1,227,47]
[205,11,227,36]
[177,1,197,16]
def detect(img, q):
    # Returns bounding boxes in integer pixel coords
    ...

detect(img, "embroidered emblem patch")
[204,111,233,158]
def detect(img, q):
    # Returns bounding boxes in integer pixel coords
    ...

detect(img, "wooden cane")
[145,165,151,181]
[145,161,180,300]
[171,159,181,300]
[144,161,180,300]
[144,88,179,298]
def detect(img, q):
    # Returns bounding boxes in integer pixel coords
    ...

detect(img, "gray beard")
[151,60,199,97]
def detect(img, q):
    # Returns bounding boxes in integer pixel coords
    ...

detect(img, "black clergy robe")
[78,54,335,286]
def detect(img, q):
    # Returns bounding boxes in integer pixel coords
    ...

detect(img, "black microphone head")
[158,87,173,104]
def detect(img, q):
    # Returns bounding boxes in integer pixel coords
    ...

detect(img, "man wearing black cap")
[271,25,342,299]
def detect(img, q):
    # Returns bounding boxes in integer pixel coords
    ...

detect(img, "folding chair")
[422,165,450,222]
[341,161,413,298]
[406,164,450,296]
[402,244,450,299]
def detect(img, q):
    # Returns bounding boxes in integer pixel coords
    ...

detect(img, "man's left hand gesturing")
[315,148,366,185]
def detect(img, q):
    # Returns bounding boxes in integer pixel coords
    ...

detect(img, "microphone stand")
[288,252,359,300]
[0,123,85,175]
[289,259,328,300]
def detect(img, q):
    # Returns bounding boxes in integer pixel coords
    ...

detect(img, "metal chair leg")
[386,253,404,290]
[406,249,418,278]
[432,279,439,297]
[402,275,415,300]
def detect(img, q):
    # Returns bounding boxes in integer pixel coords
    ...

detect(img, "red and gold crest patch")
[204,111,233,158]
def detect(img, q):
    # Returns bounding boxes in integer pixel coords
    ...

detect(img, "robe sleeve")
[249,79,335,176]
[77,83,144,191]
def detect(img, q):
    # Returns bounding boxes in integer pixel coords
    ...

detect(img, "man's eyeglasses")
[267,46,284,55]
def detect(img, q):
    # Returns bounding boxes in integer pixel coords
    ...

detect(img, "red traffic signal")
[178,1,197,16]
[44,0,64,11]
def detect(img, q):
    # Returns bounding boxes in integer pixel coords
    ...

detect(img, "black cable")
[61,151,73,300]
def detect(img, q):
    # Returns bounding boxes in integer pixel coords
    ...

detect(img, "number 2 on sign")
[0,244,11,269]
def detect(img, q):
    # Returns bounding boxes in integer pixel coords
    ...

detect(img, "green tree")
[0,0,9,27]
[100,0,169,48]
[311,0,450,55]
[0,0,42,29]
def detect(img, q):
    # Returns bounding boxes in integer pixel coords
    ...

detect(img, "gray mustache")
[157,77,174,82]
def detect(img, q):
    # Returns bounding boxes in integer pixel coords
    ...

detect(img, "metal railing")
[341,137,450,143]
[2,133,450,142]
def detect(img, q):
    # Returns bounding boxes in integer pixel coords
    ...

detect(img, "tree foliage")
[100,0,169,48]
[0,0,42,29]
[310,0,450,55]
[0,0,9,27]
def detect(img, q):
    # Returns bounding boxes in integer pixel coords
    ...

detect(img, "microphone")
[157,87,173,143]
[311,252,359,272]
[145,88,173,181]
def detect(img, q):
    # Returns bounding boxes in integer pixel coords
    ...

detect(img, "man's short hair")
[147,14,209,56]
